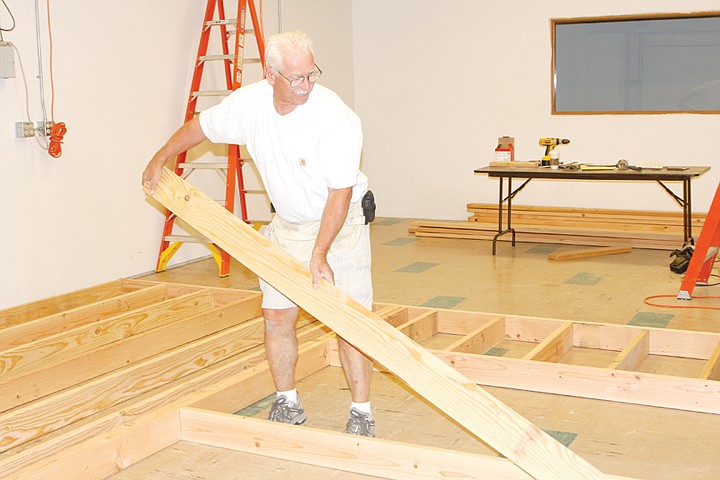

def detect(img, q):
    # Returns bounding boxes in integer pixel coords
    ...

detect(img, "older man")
[142,31,376,437]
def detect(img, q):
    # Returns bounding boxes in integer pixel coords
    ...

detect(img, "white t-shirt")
[199,80,368,223]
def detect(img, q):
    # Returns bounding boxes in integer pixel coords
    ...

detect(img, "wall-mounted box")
[0,41,15,79]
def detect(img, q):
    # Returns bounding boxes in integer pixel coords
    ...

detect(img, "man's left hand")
[310,253,334,288]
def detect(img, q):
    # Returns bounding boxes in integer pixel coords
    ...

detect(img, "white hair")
[265,31,314,70]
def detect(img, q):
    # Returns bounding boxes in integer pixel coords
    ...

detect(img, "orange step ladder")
[677,181,720,300]
[155,0,266,277]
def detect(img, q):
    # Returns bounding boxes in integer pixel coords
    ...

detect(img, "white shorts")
[259,200,373,310]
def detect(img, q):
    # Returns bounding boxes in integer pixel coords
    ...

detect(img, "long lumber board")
[180,408,639,480]
[145,168,608,480]
[467,203,708,226]
[411,220,680,250]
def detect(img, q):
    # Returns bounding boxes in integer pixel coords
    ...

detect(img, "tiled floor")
[144,217,720,332]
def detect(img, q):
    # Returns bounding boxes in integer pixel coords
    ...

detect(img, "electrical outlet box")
[16,122,35,138]
[36,121,53,137]
[0,41,15,79]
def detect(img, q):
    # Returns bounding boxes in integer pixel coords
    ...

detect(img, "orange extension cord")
[644,293,720,311]
[46,0,65,158]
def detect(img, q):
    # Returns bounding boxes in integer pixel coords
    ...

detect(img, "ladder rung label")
[205,19,238,26]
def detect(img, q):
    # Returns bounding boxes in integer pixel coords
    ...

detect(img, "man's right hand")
[141,117,208,195]
[142,158,165,194]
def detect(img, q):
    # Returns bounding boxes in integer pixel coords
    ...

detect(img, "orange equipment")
[677,181,720,300]
[155,0,266,277]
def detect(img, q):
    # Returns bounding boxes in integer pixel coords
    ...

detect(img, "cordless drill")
[539,138,570,161]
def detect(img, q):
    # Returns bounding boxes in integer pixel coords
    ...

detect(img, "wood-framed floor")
[3,216,719,479]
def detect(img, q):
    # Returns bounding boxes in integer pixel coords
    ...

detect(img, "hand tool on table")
[539,137,570,165]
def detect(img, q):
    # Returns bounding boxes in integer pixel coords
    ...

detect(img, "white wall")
[0,1,353,309]
[2,1,719,309]
[351,0,720,220]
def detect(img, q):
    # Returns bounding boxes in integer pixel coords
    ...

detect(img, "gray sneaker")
[344,408,375,437]
[267,395,307,425]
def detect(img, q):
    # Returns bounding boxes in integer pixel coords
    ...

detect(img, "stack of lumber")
[409,204,707,250]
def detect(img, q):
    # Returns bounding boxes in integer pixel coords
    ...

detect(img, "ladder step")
[197,55,262,64]
[191,90,232,98]
[198,54,234,61]
[243,189,266,195]
[164,234,210,244]
[178,162,229,170]
[227,28,257,36]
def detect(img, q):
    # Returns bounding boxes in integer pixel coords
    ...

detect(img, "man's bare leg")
[263,307,300,391]
[337,336,372,403]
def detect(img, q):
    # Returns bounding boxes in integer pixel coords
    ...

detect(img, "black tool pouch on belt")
[362,190,376,224]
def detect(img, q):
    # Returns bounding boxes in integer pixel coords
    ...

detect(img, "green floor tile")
[235,394,275,416]
[384,237,417,246]
[421,295,466,309]
[526,245,561,254]
[543,429,578,447]
[629,312,673,328]
[565,272,605,286]
[485,347,509,357]
[396,262,438,273]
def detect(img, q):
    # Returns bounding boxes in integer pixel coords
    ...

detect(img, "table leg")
[492,176,517,255]
[685,178,693,245]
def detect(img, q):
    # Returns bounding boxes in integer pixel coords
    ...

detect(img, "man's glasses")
[273,64,322,88]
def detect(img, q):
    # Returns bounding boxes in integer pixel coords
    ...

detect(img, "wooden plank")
[0,315,268,452]
[179,408,642,480]
[0,289,216,380]
[549,246,632,261]
[700,341,720,380]
[0,283,172,351]
[609,331,650,371]
[444,316,505,354]
[572,323,645,352]
[489,160,540,168]
[413,221,684,241]
[431,350,720,415]
[466,203,708,223]
[505,316,568,344]
[146,168,609,480]
[375,304,410,328]
[522,322,574,362]
[0,293,262,411]
[413,228,679,250]
[0,279,130,326]
[396,310,438,344]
